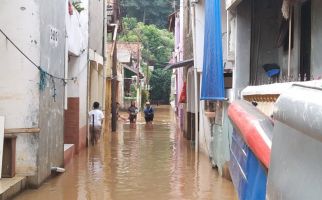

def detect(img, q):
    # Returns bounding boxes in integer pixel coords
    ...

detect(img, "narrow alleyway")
[14,106,237,200]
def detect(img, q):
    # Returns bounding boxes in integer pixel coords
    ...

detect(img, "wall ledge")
[4,128,40,134]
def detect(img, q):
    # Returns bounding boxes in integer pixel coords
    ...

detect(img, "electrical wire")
[0,28,76,82]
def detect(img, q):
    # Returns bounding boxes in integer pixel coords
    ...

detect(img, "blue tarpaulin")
[201,0,225,100]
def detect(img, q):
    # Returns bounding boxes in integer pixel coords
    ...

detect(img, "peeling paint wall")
[194,0,205,72]
[234,0,251,100]
[33,0,66,187]
[0,0,40,178]
[311,0,322,76]
[16,134,39,176]
[66,0,89,146]
[88,0,104,56]
[0,0,40,129]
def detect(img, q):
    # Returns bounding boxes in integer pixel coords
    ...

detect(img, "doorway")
[300,0,311,81]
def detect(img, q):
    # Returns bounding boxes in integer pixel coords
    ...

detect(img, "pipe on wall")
[190,0,199,155]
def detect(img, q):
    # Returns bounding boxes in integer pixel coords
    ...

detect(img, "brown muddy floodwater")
[14,106,237,200]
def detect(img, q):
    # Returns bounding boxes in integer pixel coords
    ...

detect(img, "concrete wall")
[195,0,205,72]
[199,99,212,155]
[98,64,104,107]
[88,0,105,119]
[88,0,104,55]
[250,0,280,84]
[89,61,99,107]
[193,0,209,154]
[117,66,124,107]
[0,0,40,178]
[35,0,66,187]
[249,0,301,82]
[221,1,228,69]
[198,0,228,157]
[311,0,322,76]
[233,0,251,100]
[65,0,89,152]
[187,69,195,114]
[0,0,40,129]
[183,0,193,60]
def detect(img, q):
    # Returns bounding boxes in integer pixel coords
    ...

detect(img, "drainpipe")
[64,0,69,110]
[102,0,107,115]
[86,0,91,147]
[190,0,199,155]
[51,167,65,173]
[110,23,119,132]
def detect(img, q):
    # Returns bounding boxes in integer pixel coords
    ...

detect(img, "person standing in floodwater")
[128,101,138,127]
[144,102,154,126]
[89,102,104,145]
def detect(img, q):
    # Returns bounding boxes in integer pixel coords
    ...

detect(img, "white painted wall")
[98,64,104,106]
[186,69,194,113]
[0,0,40,129]
[195,1,205,72]
[199,97,212,156]
[193,0,210,156]
[0,1,41,176]
[66,6,84,56]
[88,0,104,55]
[66,0,89,129]
[0,0,66,181]
[197,1,231,160]
[90,61,99,106]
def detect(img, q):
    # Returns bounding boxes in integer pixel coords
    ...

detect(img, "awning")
[200,0,225,101]
[123,65,138,74]
[164,59,194,70]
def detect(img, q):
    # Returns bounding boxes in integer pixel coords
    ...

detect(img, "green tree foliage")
[72,1,85,13]
[120,0,179,28]
[119,17,173,103]
[141,89,149,108]
[119,17,174,69]
[149,69,172,103]
[130,84,137,97]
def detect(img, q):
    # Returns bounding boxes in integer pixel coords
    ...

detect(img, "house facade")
[171,2,322,198]
[223,0,322,199]
[0,0,66,187]
[64,0,89,155]
[0,0,111,189]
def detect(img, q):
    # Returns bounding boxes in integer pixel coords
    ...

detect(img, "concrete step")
[64,144,75,166]
[0,176,26,200]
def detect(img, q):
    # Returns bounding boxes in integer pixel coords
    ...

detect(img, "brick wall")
[64,98,80,152]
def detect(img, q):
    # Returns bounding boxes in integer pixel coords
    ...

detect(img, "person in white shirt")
[89,102,104,145]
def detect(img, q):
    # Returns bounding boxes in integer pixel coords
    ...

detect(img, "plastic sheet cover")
[200,0,225,100]
[228,100,273,168]
[230,130,267,200]
[228,100,274,199]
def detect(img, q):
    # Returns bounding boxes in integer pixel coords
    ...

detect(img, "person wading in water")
[89,102,104,145]
[144,102,154,127]
[128,101,138,128]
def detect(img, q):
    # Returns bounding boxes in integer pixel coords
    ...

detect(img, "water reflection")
[14,106,237,200]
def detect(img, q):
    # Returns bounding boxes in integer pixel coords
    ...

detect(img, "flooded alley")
[14,106,237,200]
